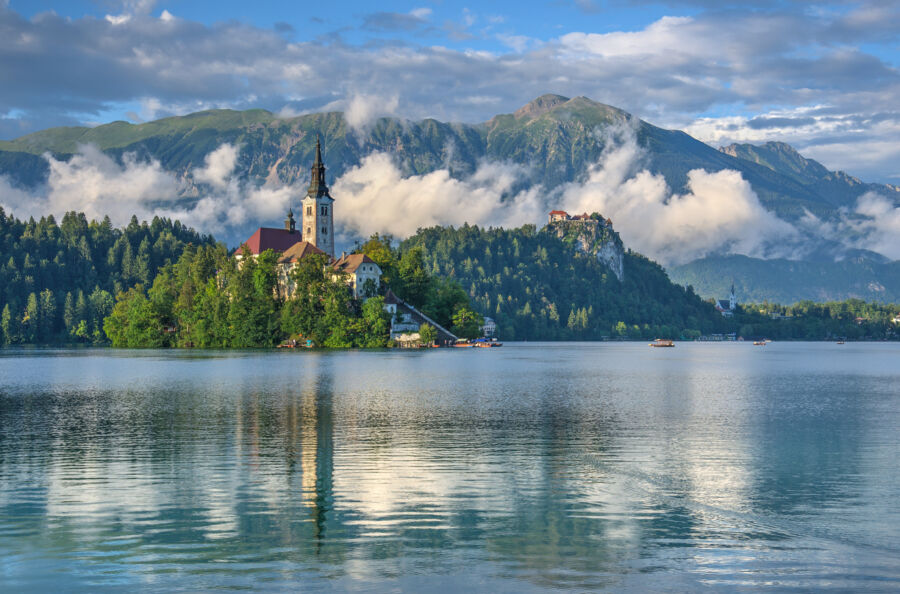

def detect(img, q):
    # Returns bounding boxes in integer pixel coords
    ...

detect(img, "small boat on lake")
[753,340,766,346]
[649,339,674,347]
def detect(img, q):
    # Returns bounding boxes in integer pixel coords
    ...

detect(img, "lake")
[1,342,898,592]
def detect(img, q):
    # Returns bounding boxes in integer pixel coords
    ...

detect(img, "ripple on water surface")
[1,342,899,591]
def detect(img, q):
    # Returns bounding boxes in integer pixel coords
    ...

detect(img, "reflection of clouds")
[2,345,897,590]
[45,448,172,531]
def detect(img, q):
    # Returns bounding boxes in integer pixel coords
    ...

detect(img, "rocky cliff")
[547,214,625,281]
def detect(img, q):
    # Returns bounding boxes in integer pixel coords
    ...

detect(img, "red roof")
[241,227,302,255]
[549,210,568,215]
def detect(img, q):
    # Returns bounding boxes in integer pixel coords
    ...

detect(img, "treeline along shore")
[1,208,899,347]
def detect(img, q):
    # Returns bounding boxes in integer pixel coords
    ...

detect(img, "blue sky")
[2,0,900,181]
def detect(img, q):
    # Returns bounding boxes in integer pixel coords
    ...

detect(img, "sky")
[1,0,899,182]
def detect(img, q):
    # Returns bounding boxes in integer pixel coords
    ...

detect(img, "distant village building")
[480,316,497,337]
[715,283,737,317]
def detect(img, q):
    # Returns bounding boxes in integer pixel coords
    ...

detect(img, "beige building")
[331,253,382,299]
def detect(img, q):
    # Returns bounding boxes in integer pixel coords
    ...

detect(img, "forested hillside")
[0,209,212,344]
[402,223,727,340]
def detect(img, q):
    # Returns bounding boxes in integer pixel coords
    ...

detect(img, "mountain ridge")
[3,95,900,304]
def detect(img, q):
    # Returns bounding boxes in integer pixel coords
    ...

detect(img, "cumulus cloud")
[846,192,900,259]
[0,133,893,266]
[557,126,798,265]
[342,94,400,132]
[331,126,799,265]
[0,143,295,239]
[1,3,899,180]
[332,153,543,238]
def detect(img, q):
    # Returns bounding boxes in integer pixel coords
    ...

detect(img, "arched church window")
[321,206,328,216]
[321,226,327,234]
[306,206,312,216]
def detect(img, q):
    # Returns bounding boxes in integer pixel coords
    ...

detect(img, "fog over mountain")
[1,95,899,302]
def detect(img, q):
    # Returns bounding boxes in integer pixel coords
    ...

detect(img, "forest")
[102,239,475,348]
[0,208,211,345]
[2,209,899,347]
[401,223,729,341]
[733,300,900,341]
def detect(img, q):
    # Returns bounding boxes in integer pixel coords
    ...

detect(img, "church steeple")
[302,133,335,258]
[307,135,329,199]
[285,209,296,232]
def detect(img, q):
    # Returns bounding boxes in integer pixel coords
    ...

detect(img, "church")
[239,136,381,298]
[715,283,737,317]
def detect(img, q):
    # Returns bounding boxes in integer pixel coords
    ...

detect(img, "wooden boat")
[753,340,766,345]
[452,339,474,348]
[649,339,674,347]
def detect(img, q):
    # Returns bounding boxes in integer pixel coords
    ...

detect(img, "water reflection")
[1,343,899,591]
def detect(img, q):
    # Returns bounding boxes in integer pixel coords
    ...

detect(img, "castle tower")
[302,135,335,258]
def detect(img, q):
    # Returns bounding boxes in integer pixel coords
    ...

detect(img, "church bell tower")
[302,135,335,258]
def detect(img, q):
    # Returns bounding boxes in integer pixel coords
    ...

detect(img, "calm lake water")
[1,342,899,592]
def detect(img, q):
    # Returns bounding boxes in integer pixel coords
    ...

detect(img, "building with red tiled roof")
[239,210,302,258]
[548,210,569,223]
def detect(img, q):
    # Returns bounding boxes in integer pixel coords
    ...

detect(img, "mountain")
[720,141,900,210]
[3,95,900,304]
[1,94,878,220]
[669,254,900,305]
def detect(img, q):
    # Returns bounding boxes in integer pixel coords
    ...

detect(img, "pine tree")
[39,289,56,340]
[0,304,10,345]
[23,292,38,343]
[135,237,151,284]
[75,290,88,327]
[63,291,75,333]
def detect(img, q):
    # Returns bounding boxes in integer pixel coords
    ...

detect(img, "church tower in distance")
[302,135,335,258]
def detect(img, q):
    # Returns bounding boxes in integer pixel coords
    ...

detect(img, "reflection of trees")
[480,396,637,590]
[747,375,864,517]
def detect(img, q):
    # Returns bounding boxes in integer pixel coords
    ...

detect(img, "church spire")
[285,208,296,232]
[307,134,329,199]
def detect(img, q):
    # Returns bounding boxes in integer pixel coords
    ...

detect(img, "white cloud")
[341,94,400,132]
[193,144,239,190]
[332,152,543,239]
[0,143,295,238]
[0,133,894,266]
[4,2,899,186]
[331,126,799,265]
[558,126,798,265]
[848,192,900,259]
